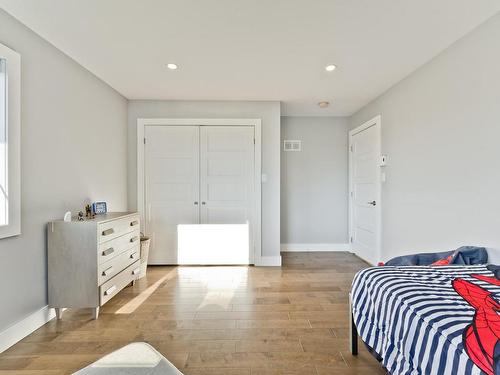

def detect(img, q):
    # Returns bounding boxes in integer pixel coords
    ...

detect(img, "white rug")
[73,342,184,374]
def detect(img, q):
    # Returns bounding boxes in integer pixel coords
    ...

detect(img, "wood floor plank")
[250,367,318,374]
[183,369,250,375]
[236,339,303,353]
[194,311,290,320]
[236,320,311,329]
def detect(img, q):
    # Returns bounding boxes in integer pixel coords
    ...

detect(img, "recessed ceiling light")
[318,101,330,108]
[325,64,336,72]
[166,63,178,70]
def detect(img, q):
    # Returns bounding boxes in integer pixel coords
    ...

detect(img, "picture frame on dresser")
[47,212,141,319]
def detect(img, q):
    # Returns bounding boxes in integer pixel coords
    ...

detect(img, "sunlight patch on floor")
[115,269,176,314]
[177,266,249,310]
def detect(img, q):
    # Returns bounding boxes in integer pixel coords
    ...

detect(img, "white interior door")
[349,119,381,265]
[145,126,199,264]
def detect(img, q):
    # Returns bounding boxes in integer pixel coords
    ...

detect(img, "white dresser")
[48,212,141,319]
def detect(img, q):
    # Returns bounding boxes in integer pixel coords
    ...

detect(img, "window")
[0,43,21,238]
[0,58,7,225]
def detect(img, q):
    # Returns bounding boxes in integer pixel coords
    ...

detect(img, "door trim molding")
[257,256,282,267]
[348,115,382,266]
[137,118,262,265]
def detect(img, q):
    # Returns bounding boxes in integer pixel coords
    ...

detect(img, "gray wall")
[349,13,500,262]
[127,100,281,259]
[281,116,348,245]
[0,10,128,332]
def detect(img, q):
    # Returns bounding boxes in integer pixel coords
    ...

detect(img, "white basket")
[139,237,151,279]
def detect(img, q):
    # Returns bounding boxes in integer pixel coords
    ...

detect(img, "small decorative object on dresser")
[85,204,95,219]
[63,211,71,222]
[77,211,85,221]
[92,201,107,215]
[48,212,140,319]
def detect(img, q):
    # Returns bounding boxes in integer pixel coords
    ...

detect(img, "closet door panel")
[200,126,254,225]
[145,126,199,264]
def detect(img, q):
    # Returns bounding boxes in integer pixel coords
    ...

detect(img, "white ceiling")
[1,1,499,116]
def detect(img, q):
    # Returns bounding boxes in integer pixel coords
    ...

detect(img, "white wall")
[0,10,128,333]
[127,100,281,260]
[281,117,348,248]
[349,13,500,262]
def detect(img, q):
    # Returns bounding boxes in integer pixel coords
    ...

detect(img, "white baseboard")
[281,243,351,252]
[0,305,56,353]
[256,256,282,266]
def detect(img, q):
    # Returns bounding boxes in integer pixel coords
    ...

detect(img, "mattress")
[351,265,500,375]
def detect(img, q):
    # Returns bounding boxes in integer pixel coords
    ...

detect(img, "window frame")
[0,42,21,239]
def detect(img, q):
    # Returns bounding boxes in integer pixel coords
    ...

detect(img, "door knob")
[202,202,206,205]
[368,201,376,206]
[194,202,199,205]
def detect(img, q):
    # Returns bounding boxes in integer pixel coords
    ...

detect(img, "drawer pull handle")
[130,220,139,227]
[130,252,138,259]
[132,268,140,275]
[102,266,113,276]
[130,236,139,243]
[104,285,117,296]
[102,248,114,256]
[102,228,114,236]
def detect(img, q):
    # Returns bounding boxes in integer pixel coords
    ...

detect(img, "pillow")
[384,246,488,266]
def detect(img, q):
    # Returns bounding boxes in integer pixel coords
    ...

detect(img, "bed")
[350,264,500,375]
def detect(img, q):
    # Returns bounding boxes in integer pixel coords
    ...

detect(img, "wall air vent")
[283,140,301,152]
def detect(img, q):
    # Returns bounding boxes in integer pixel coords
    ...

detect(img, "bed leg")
[349,292,358,356]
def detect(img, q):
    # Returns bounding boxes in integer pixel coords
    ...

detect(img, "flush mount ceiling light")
[166,63,178,70]
[318,101,330,108]
[325,64,337,72]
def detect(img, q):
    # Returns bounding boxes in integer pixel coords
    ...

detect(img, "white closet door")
[145,126,199,264]
[200,126,254,225]
[189,126,254,265]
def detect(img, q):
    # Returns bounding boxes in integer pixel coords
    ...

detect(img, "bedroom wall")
[127,100,281,262]
[281,116,349,249]
[349,12,500,263]
[0,9,128,337]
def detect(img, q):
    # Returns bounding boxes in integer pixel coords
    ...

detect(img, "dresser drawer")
[98,229,140,263]
[98,245,140,285]
[100,261,140,306]
[98,215,140,244]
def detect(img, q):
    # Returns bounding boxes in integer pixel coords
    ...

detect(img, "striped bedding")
[351,265,500,375]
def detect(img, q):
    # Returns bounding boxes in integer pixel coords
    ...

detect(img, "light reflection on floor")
[115,269,177,314]
[176,266,249,311]
[115,266,249,314]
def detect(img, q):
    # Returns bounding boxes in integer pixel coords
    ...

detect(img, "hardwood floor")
[0,252,385,374]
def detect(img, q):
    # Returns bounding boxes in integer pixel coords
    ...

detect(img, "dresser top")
[52,212,139,224]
